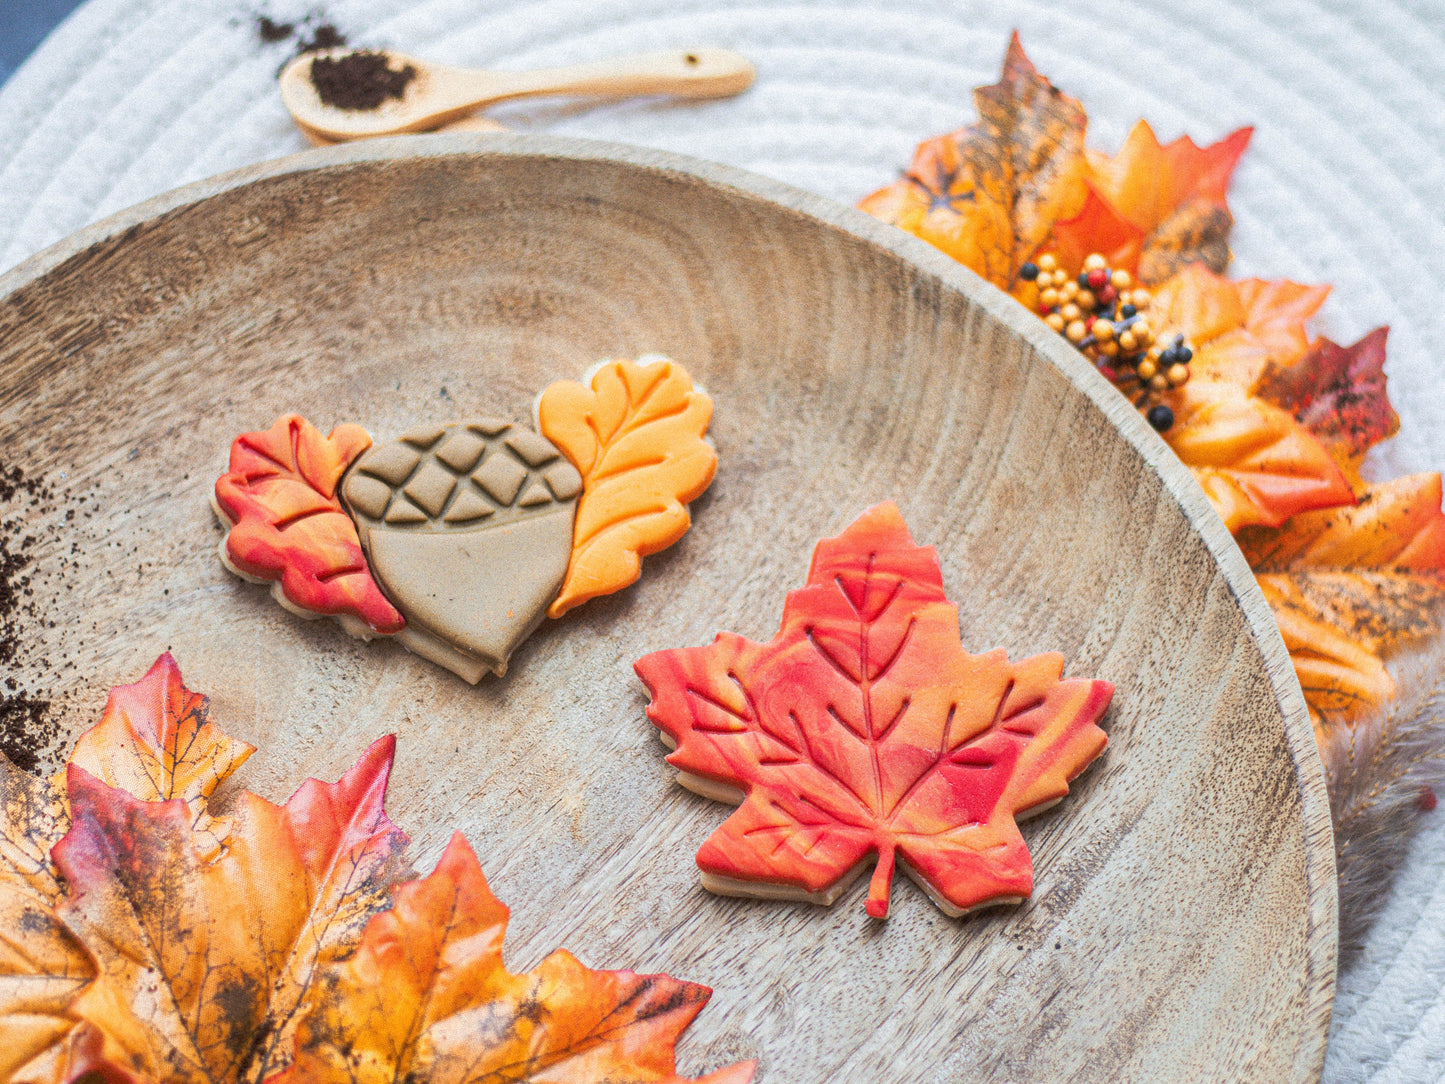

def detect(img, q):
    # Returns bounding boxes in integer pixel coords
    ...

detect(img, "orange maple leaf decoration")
[858,32,1445,797]
[857,33,1088,290]
[0,657,751,1084]
[1084,121,1252,284]
[1239,473,1445,729]
[214,414,404,635]
[635,503,1112,919]
[273,832,754,1084]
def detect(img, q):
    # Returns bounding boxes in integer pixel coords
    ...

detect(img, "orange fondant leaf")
[272,832,754,1084]
[1241,474,1445,730]
[214,414,404,635]
[538,358,717,618]
[1255,327,1400,485]
[1165,383,1355,532]
[635,503,1111,919]
[858,33,1087,289]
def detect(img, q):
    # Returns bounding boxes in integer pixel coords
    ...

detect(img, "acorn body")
[341,419,582,681]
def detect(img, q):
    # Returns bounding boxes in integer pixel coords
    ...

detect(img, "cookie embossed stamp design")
[213,356,715,681]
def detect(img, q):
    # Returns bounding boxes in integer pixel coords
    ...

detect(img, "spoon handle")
[459,48,754,106]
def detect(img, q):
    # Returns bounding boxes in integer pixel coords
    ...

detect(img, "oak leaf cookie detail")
[634,503,1113,919]
[538,357,717,618]
[213,414,405,635]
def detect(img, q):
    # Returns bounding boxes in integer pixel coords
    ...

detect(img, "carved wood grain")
[0,136,1335,1083]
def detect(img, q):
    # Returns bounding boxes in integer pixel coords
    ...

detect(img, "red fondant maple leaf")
[635,503,1112,919]
[214,415,404,635]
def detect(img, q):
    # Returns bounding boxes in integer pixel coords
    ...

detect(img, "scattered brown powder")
[253,12,349,58]
[0,464,59,772]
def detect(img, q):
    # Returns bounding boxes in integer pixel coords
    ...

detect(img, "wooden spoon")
[281,47,755,143]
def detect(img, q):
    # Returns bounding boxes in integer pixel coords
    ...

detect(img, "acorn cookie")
[212,356,716,681]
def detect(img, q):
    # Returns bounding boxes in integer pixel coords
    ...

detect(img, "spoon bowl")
[280,47,755,142]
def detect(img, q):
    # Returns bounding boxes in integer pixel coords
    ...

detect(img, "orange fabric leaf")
[1241,473,1445,577]
[1087,121,1251,236]
[1044,183,1146,279]
[272,832,754,1084]
[52,738,409,1083]
[538,358,717,618]
[63,654,252,827]
[1086,122,1250,283]
[1148,265,1329,390]
[0,754,93,1084]
[1255,327,1400,486]
[1242,474,1445,729]
[1166,384,1355,532]
[635,503,1111,920]
[214,415,404,635]
[858,33,1087,289]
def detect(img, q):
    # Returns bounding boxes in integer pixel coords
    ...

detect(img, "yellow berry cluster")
[1022,252,1193,398]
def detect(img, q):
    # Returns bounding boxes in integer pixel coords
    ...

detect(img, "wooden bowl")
[0,136,1334,1082]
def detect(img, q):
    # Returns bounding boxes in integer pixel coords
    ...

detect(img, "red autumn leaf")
[272,832,755,1084]
[214,414,404,636]
[857,33,1088,290]
[1255,327,1400,486]
[1046,183,1146,278]
[635,503,1112,920]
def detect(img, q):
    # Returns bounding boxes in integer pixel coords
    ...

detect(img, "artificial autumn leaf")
[1240,474,1445,729]
[8,656,743,1084]
[1165,382,1356,532]
[52,736,410,1083]
[635,503,1112,919]
[1256,327,1399,487]
[1045,183,1145,279]
[857,33,1087,290]
[273,832,755,1084]
[1148,263,1330,391]
[214,414,405,636]
[63,653,253,856]
[1241,472,1445,576]
[0,753,93,1084]
[1084,121,1251,283]
[538,357,717,618]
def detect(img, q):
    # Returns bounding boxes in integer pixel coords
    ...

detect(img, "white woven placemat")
[2,0,1442,1078]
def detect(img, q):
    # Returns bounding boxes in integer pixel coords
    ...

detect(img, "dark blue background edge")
[2,0,89,87]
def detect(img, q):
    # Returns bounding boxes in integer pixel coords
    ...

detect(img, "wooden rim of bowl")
[0,133,1336,1076]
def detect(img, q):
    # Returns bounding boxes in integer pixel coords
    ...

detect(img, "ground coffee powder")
[310,50,418,110]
